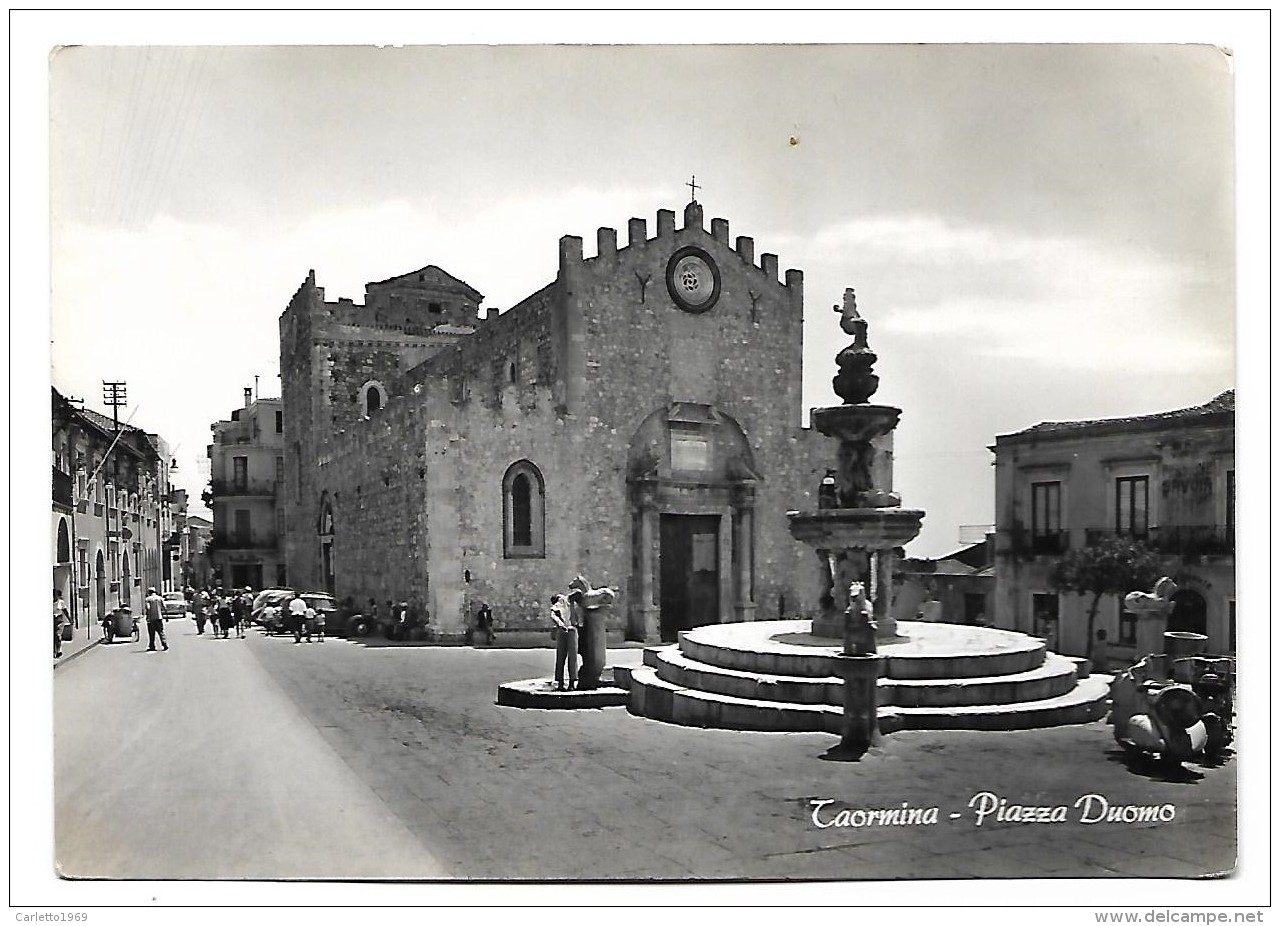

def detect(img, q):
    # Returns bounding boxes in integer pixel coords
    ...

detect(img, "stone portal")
[627,404,759,643]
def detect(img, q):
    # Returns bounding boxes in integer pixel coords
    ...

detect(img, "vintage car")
[161,591,188,619]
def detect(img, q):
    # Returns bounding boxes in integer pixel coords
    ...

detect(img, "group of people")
[260,592,326,644]
[188,586,255,639]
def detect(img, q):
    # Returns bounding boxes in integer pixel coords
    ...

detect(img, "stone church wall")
[559,204,831,624]
[286,205,842,637]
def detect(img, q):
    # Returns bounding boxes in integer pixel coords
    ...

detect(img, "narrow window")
[275,410,283,433]
[1226,469,1235,536]
[233,456,248,491]
[1115,476,1149,537]
[512,474,532,547]
[503,461,545,558]
[1030,481,1062,554]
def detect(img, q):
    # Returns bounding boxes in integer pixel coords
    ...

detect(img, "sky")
[13,10,1271,915]
[42,36,1239,558]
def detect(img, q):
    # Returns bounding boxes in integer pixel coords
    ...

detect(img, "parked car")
[251,588,295,631]
[161,591,187,619]
[253,589,339,635]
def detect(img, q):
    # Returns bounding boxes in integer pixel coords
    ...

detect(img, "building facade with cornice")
[206,390,286,591]
[991,391,1235,664]
[51,388,178,632]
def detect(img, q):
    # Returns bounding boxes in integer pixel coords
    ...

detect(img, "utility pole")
[102,381,127,432]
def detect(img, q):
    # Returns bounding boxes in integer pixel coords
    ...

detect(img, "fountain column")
[788,288,925,758]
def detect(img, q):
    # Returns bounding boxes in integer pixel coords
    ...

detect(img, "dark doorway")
[660,514,720,642]
[963,592,987,625]
[321,542,335,596]
[1169,589,1207,636]
[94,551,107,623]
[230,564,264,591]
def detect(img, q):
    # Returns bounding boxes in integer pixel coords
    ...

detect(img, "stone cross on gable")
[686,175,701,203]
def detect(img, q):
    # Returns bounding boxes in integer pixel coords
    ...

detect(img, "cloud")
[784,214,1232,376]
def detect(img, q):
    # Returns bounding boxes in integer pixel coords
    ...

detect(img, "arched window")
[56,519,71,564]
[359,380,387,418]
[502,460,545,558]
[512,474,532,546]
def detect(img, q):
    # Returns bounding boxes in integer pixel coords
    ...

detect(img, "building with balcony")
[206,389,285,591]
[991,391,1235,663]
[180,514,215,589]
[51,387,177,632]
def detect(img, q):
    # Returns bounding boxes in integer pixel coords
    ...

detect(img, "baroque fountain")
[623,289,1112,745]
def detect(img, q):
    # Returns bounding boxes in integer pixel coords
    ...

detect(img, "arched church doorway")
[628,404,759,643]
[1168,589,1207,636]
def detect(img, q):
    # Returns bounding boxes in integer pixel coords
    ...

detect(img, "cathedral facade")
[279,201,834,641]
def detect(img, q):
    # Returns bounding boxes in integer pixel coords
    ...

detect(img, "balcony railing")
[1000,527,1069,556]
[209,532,280,552]
[209,477,278,498]
[1085,526,1234,557]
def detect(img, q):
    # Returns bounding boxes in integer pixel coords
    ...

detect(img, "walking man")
[289,592,309,644]
[194,587,210,635]
[144,587,168,652]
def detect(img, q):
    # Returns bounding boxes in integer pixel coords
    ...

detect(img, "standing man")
[548,594,578,691]
[476,602,496,646]
[568,574,616,691]
[289,592,309,644]
[144,587,168,652]
[194,587,211,635]
[54,589,71,659]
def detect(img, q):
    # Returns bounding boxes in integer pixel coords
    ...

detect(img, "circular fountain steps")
[678,620,1048,680]
[622,620,1111,734]
[647,646,1083,708]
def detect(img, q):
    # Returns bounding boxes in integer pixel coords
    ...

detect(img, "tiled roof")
[79,407,141,435]
[1001,390,1234,441]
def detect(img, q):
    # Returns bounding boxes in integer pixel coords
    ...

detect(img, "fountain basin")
[788,507,925,549]
[812,404,902,442]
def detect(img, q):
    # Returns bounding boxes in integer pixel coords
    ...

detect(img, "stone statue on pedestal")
[569,574,617,691]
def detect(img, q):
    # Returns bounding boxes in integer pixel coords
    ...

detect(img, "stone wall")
[286,205,839,638]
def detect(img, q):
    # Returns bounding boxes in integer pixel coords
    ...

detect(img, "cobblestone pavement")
[245,633,1239,891]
